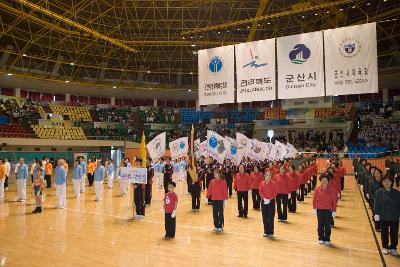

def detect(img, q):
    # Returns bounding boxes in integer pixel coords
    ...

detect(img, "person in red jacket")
[206,169,228,232]
[287,165,300,213]
[234,164,252,218]
[259,171,277,239]
[273,165,290,222]
[296,163,306,203]
[313,173,337,245]
[250,165,263,210]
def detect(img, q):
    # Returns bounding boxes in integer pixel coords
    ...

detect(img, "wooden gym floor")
[0,176,398,267]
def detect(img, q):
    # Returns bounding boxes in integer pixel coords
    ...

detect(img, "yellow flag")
[140,132,147,167]
[188,125,197,182]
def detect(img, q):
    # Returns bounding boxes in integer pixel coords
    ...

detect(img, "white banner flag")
[236,132,249,165]
[169,137,188,160]
[235,38,276,102]
[269,142,278,161]
[146,132,166,160]
[277,31,324,99]
[246,139,267,161]
[198,45,235,105]
[264,142,273,160]
[275,141,287,161]
[225,136,238,162]
[194,139,200,158]
[207,130,229,164]
[324,23,378,96]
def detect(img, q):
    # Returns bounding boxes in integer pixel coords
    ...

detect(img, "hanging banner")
[146,132,166,160]
[324,23,378,96]
[199,140,208,157]
[207,130,229,164]
[169,137,188,160]
[277,31,324,99]
[236,132,249,165]
[235,38,276,102]
[198,45,235,105]
[264,143,273,160]
[225,136,238,162]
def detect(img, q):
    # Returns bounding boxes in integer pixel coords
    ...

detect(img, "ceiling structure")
[0,0,399,100]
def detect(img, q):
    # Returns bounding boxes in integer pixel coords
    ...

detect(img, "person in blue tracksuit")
[72,160,84,198]
[106,159,115,189]
[79,157,87,193]
[55,159,67,208]
[94,160,105,201]
[16,158,29,202]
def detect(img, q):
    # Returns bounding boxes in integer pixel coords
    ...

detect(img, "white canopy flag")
[225,136,238,162]
[169,137,188,160]
[236,132,249,165]
[194,139,200,158]
[235,38,276,102]
[146,132,166,160]
[207,130,229,164]
[269,142,278,161]
[277,31,324,99]
[324,23,378,96]
[264,142,274,160]
[199,140,208,157]
[198,45,235,105]
[247,139,266,161]
[286,143,298,158]
[274,141,287,161]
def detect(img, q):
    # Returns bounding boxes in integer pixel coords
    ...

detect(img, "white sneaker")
[145,204,150,207]
[263,233,268,237]
[137,215,144,220]
[268,234,275,240]
[382,248,389,254]
[390,249,399,256]
[324,241,331,246]
[319,240,324,244]
[213,228,218,232]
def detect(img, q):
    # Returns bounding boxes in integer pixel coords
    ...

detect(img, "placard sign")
[120,167,147,184]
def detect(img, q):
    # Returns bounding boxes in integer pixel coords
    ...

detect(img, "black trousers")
[237,191,248,216]
[297,184,305,202]
[31,174,34,184]
[190,183,201,210]
[165,213,176,237]
[276,193,288,220]
[44,174,52,188]
[226,177,233,197]
[261,199,275,235]
[288,191,297,212]
[312,175,317,190]
[186,175,192,194]
[212,200,224,228]
[134,186,145,216]
[87,173,94,186]
[4,175,8,188]
[252,189,261,209]
[381,220,399,249]
[340,176,344,191]
[317,209,332,241]
[205,176,212,189]
[145,184,152,205]
[307,180,312,193]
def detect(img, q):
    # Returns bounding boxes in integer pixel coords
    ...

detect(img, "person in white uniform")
[106,159,115,189]
[16,158,28,202]
[72,160,83,198]
[79,156,87,193]
[94,160,105,201]
[55,159,67,208]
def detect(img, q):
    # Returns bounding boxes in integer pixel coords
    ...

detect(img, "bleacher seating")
[180,109,216,124]
[50,104,92,121]
[263,107,287,120]
[31,125,86,140]
[314,103,352,119]
[0,124,29,138]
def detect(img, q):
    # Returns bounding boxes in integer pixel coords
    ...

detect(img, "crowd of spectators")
[140,108,175,123]
[357,121,400,151]
[357,101,399,120]
[0,98,41,123]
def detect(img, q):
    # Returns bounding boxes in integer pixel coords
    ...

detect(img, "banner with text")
[198,45,235,105]
[235,38,276,102]
[277,31,324,99]
[324,23,378,96]
[120,167,148,184]
[169,137,188,160]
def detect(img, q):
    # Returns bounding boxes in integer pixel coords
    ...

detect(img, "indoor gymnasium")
[0,1,400,266]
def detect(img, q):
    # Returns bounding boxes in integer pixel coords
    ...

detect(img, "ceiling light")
[22,53,27,57]
[367,2,371,5]
[352,5,356,8]
[314,13,318,16]
[257,24,261,27]
[65,80,70,83]
[301,15,305,18]
[191,44,196,47]
[247,26,250,29]
[188,89,192,92]
[237,28,241,31]
[267,22,271,25]
[146,70,151,73]
[113,86,116,89]
[339,8,344,10]
[190,36,193,39]
[326,10,330,14]
[182,37,185,40]
[199,35,202,38]
[217,31,221,34]
[189,72,193,74]
[70,62,75,66]
[7,73,13,76]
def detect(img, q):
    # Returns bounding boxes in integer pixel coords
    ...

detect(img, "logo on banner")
[151,137,162,154]
[243,48,268,68]
[289,44,311,64]
[231,145,237,155]
[208,56,223,74]
[339,38,361,57]
[251,142,262,154]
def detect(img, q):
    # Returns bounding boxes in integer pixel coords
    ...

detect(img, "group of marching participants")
[188,155,346,244]
[354,158,400,256]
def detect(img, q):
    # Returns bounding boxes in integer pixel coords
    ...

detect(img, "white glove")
[360,185,363,191]
[366,193,369,199]
[288,193,291,199]
[263,198,270,205]
[248,190,251,194]
[313,209,317,215]
[205,198,209,204]
[224,200,228,206]
[374,214,380,221]
[171,210,176,218]
[332,212,336,218]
